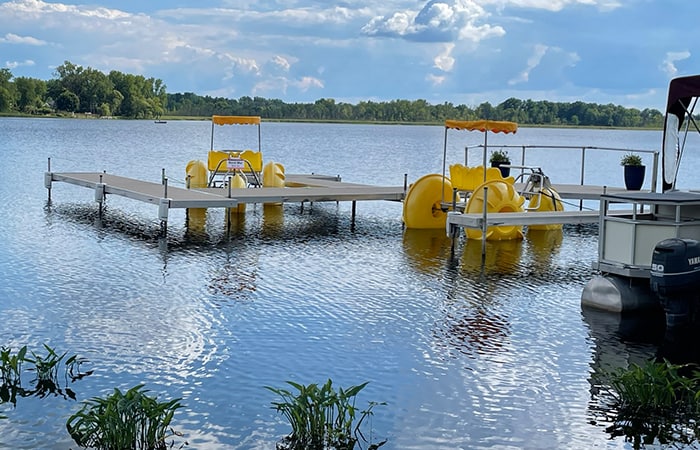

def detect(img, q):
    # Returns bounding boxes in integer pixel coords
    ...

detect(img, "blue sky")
[0,0,697,110]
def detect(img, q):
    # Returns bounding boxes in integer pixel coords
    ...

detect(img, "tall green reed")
[267,379,386,450]
[66,384,185,450]
[597,359,700,449]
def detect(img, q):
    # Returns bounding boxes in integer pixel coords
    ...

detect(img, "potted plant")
[489,149,511,177]
[620,153,645,190]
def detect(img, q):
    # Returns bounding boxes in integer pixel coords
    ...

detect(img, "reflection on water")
[459,238,524,275]
[262,203,285,237]
[436,304,511,359]
[8,119,698,448]
[185,208,207,237]
[401,228,453,275]
[527,228,563,260]
[582,308,663,375]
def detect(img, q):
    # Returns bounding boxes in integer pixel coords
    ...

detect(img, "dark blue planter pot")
[624,165,645,190]
[491,161,510,178]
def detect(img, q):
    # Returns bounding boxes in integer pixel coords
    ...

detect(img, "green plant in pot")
[489,149,511,177]
[620,153,645,190]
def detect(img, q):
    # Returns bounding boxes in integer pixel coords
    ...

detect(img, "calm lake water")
[0,117,692,449]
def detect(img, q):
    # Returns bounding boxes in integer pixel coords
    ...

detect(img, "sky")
[0,0,698,111]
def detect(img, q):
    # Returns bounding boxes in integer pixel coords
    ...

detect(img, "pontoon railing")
[463,144,660,197]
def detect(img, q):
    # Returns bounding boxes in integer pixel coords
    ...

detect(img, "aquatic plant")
[24,343,90,399]
[0,346,26,417]
[66,384,186,450]
[266,379,386,450]
[1,344,90,418]
[597,359,700,449]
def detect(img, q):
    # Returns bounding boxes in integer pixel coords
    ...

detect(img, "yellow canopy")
[212,115,261,126]
[445,119,518,134]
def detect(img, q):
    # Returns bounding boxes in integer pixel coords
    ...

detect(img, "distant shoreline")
[0,112,663,130]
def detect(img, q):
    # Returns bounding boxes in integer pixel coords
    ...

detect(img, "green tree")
[56,90,79,112]
[14,77,47,113]
[0,68,14,112]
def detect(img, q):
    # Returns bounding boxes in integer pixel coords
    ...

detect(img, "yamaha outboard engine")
[650,238,700,329]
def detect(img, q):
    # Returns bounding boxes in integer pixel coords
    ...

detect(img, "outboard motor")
[650,238,700,329]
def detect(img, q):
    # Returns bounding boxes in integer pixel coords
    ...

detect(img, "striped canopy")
[212,115,261,126]
[444,119,518,134]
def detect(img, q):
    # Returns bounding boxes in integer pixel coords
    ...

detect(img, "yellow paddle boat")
[402,119,563,240]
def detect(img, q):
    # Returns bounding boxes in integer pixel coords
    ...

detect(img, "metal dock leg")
[481,186,488,258]
[45,157,52,202]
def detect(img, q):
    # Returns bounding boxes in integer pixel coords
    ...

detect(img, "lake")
[0,117,688,449]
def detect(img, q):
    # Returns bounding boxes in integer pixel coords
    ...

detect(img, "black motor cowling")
[650,238,700,328]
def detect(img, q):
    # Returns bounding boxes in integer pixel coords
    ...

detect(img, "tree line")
[0,61,665,127]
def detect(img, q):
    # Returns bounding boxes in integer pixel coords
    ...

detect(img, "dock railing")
[464,144,660,195]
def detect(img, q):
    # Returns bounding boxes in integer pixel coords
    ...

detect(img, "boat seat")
[208,150,263,174]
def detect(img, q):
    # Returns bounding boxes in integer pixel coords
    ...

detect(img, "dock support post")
[351,201,356,226]
[450,188,459,254]
[45,157,52,202]
[481,186,488,258]
[95,174,105,216]
[158,198,170,234]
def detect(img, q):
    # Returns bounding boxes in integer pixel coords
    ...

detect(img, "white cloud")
[0,33,47,45]
[434,43,455,71]
[661,51,691,77]
[252,75,324,97]
[362,0,505,43]
[271,55,291,72]
[5,59,35,69]
[486,0,622,13]
[509,44,548,85]
[295,76,324,92]
[427,73,446,85]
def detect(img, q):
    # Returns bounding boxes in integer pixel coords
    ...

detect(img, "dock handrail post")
[448,187,459,254]
[481,186,488,257]
[45,157,52,202]
[163,177,168,198]
[651,151,659,192]
[161,168,166,185]
[597,194,607,262]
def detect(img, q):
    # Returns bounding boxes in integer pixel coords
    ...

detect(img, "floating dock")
[445,183,637,229]
[44,171,407,230]
[46,169,639,231]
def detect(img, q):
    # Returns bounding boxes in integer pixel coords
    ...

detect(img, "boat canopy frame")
[210,115,262,153]
[662,75,700,192]
[208,115,263,188]
[440,119,518,205]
